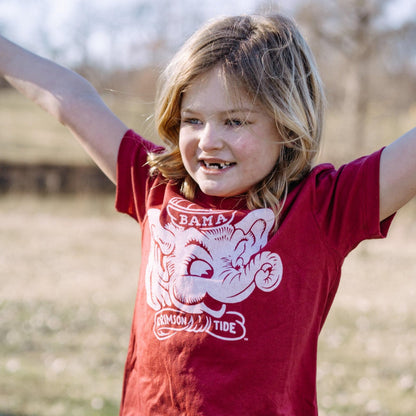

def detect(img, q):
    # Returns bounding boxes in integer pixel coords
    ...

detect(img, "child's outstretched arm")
[0,35,128,183]
[380,127,416,221]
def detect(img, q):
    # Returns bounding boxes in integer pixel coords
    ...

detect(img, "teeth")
[203,161,234,169]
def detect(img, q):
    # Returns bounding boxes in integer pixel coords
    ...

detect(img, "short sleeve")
[312,148,395,257]
[115,130,163,222]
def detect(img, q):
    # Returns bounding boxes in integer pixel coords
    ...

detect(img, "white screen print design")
[145,198,283,341]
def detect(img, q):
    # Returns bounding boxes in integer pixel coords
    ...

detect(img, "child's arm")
[0,35,128,183]
[380,127,416,220]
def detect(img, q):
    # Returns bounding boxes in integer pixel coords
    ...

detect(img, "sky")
[0,0,273,67]
[0,0,415,68]
[386,0,416,24]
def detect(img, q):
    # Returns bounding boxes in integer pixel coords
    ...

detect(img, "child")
[1,13,415,416]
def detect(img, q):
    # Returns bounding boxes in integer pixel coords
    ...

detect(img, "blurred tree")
[296,0,416,153]
[255,0,282,14]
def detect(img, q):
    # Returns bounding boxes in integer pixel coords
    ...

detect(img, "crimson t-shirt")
[116,130,393,416]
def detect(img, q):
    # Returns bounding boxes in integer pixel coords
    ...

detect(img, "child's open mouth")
[201,161,236,170]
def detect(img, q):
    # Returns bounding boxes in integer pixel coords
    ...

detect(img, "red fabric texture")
[115,129,394,416]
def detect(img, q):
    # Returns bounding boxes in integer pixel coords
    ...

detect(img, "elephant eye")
[187,259,213,279]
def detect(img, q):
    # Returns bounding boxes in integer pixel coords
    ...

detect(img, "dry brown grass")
[0,195,140,415]
[0,89,158,165]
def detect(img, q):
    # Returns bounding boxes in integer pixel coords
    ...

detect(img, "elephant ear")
[148,208,175,255]
[145,208,177,311]
[232,209,275,259]
[253,252,283,292]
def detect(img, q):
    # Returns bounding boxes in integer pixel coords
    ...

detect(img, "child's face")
[179,66,281,198]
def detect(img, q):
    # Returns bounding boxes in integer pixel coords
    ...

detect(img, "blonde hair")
[148,14,325,223]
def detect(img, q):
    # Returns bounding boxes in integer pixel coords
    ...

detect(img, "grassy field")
[0,195,139,416]
[0,89,415,415]
[0,89,158,165]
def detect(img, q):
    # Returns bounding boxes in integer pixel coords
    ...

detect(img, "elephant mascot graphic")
[145,198,283,340]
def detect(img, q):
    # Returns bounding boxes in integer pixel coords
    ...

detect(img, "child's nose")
[199,124,223,150]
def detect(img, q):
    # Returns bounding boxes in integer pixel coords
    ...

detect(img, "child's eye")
[225,118,249,127]
[226,119,242,126]
[183,118,202,125]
